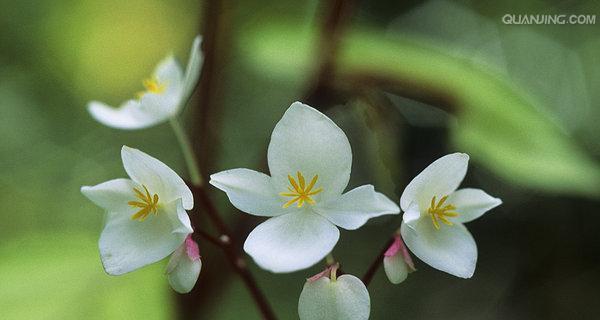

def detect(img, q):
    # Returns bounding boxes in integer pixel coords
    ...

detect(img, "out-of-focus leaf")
[0,233,172,320]
[388,0,507,72]
[388,0,595,153]
[578,37,600,155]
[240,23,600,198]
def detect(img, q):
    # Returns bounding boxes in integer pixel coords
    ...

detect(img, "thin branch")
[195,185,231,236]
[194,0,229,176]
[362,236,395,287]
[303,0,354,108]
[193,185,277,320]
[174,0,276,318]
[170,118,203,186]
[195,228,223,247]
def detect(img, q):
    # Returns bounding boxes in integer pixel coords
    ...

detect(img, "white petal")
[81,178,136,211]
[209,169,285,217]
[448,188,502,223]
[402,203,421,226]
[99,199,191,275]
[138,93,178,120]
[315,185,399,230]
[267,102,352,201]
[400,218,477,278]
[243,212,340,273]
[167,238,201,293]
[400,153,469,211]
[384,255,409,284]
[154,55,183,90]
[180,36,203,106]
[298,274,370,320]
[137,56,184,118]
[121,146,193,210]
[87,100,164,130]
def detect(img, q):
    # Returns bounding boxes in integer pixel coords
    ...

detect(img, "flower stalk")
[191,185,277,320]
[362,236,395,287]
[169,117,203,187]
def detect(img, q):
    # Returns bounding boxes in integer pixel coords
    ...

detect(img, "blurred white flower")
[81,146,194,275]
[399,153,502,278]
[87,36,203,129]
[299,265,370,320]
[210,102,399,273]
[166,235,202,293]
[383,234,416,284]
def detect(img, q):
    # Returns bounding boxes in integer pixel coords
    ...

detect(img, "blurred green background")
[1,0,599,319]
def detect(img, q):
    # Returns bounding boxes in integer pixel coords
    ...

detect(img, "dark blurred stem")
[195,0,228,176]
[170,117,203,186]
[303,0,353,106]
[174,0,276,317]
[193,185,277,320]
[362,237,395,287]
[195,228,222,247]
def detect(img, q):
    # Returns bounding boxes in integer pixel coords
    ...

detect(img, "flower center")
[279,171,323,208]
[136,77,167,99]
[427,195,459,230]
[128,185,160,221]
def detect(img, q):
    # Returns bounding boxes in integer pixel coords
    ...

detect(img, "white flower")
[210,102,400,273]
[87,36,203,130]
[298,266,370,320]
[383,234,416,284]
[166,235,202,293]
[81,146,194,275]
[399,153,502,278]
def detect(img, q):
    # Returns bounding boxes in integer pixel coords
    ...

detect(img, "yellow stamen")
[427,195,459,230]
[128,185,160,221]
[279,172,323,208]
[136,77,167,99]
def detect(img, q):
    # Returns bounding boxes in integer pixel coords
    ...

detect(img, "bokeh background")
[1,0,599,319]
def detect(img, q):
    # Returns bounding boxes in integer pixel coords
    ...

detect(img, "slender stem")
[194,0,229,175]
[169,117,203,186]
[326,253,335,266]
[193,185,277,320]
[195,229,223,247]
[362,237,395,287]
[195,186,231,236]
[330,264,339,282]
[302,0,353,106]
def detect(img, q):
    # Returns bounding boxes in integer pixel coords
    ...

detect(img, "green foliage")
[241,22,600,198]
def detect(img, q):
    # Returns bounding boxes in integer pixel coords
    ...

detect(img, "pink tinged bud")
[185,235,200,261]
[385,234,416,272]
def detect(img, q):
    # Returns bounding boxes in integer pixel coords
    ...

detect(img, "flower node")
[279,171,323,208]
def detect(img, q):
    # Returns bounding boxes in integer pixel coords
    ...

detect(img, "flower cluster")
[211,103,501,319]
[81,36,203,293]
[80,36,502,319]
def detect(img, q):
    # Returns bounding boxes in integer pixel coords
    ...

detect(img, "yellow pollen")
[136,77,166,99]
[279,171,323,208]
[128,185,160,221]
[427,195,459,230]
